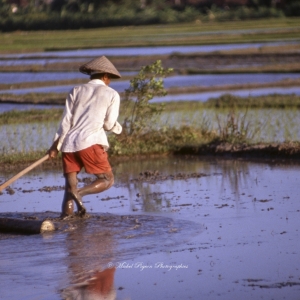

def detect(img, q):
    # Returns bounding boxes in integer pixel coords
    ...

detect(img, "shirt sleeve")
[103,91,120,132]
[53,90,75,151]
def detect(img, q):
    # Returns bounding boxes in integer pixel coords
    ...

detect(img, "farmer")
[48,56,122,218]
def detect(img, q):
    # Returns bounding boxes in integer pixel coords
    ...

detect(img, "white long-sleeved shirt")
[54,79,120,152]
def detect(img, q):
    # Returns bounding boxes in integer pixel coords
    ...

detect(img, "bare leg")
[65,172,86,216]
[79,170,114,197]
[69,171,114,210]
[61,180,74,217]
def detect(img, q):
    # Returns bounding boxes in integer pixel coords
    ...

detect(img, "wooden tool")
[0,154,49,192]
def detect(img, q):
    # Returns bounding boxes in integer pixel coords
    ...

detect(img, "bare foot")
[70,191,86,216]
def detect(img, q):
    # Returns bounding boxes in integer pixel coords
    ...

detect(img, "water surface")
[0,157,300,299]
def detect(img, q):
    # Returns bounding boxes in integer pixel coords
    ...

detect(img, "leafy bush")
[121,60,173,136]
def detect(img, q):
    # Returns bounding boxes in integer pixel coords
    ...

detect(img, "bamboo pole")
[0,154,49,192]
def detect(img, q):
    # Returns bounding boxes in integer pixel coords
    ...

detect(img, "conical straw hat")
[79,56,121,78]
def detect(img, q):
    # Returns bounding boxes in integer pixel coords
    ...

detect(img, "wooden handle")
[0,154,49,192]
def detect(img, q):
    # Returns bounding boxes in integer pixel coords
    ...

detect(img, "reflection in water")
[113,156,258,211]
[62,268,116,300]
[0,209,202,299]
[62,225,117,300]
[211,159,253,205]
[57,211,202,299]
[1,155,298,216]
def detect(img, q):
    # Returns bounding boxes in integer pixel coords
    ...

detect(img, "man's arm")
[103,92,120,132]
[51,90,75,153]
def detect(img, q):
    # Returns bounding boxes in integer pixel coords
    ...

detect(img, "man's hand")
[48,139,59,159]
[48,148,58,159]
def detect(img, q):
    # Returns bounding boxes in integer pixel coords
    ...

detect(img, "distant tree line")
[0,0,299,31]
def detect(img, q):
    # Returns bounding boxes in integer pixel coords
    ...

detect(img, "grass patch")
[0,150,51,165]
[108,125,216,157]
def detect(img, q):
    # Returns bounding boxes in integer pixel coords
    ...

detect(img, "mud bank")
[174,142,300,160]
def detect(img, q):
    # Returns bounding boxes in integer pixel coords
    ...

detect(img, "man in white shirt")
[48,56,122,219]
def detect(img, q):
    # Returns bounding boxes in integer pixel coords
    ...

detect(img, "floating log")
[0,217,55,234]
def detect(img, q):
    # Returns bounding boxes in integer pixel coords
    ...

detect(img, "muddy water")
[0,156,300,299]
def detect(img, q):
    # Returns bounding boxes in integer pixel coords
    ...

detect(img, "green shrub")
[214,108,263,144]
[121,60,173,136]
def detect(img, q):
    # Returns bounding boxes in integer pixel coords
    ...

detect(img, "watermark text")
[107,261,188,271]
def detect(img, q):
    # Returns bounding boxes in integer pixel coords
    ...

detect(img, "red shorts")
[62,144,111,174]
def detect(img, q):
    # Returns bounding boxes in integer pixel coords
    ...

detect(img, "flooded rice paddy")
[2,83,299,99]
[1,39,300,300]
[1,41,299,110]
[1,41,298,60]
[0,156,300,299]
[1,72,300,107]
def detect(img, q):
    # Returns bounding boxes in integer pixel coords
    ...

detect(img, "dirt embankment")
[174,142,300,161]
